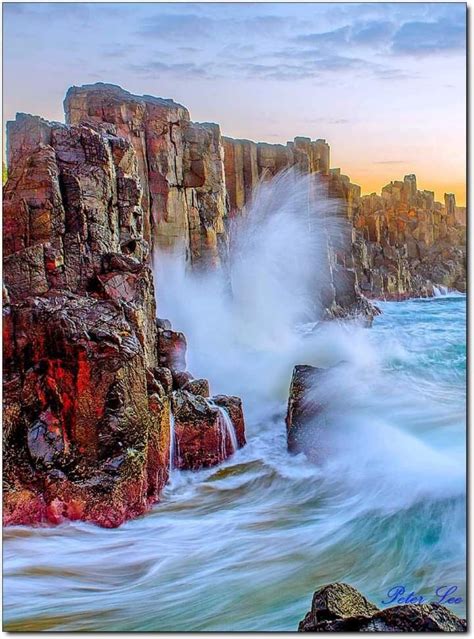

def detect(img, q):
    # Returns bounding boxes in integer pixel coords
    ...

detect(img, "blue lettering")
[382,586,405,605]
[435,586,463,605]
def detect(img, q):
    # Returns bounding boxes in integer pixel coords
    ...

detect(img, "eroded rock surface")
[64,83,227,269]
[3,108,245,528]
[354,176,466,298]
[299,583,466,632]
[223,136,466,303]
[286,365,327,462]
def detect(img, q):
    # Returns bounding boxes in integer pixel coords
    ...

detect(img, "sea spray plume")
[153,170,347,421]
[228,169,345,330]
[288,320,465,510]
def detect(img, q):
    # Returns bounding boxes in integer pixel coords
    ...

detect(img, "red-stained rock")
[183,378,210,397]
[172,370,194,390]
[172,391,244,470]
[212,395,246,449]
[3,103,247,528]
[157,328,187,371]
[2,115,163,527]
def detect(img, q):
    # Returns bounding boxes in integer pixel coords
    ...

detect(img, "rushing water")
[3,174,466,631]
[3,296,466,631]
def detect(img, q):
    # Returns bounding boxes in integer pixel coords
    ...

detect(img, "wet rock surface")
[171,391,245,470]
[3,103,245,528]
[286,365,326,461]
[3,82,465,527]
[299,583,466,632]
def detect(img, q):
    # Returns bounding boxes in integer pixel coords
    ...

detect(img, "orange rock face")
[353,175,466,298]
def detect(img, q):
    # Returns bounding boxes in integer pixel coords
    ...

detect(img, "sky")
[3,2,467,204]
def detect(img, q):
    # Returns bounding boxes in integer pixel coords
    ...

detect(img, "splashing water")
[169,410,176,474]
[3,172,466,630]
[207,400,239,456]
[433,285,449,297]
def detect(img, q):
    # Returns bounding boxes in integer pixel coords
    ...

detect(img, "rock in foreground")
[299,583,466,632]
[3,108,245,528]
[286,365,328,463]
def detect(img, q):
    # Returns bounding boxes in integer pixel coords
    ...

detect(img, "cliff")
[354,178,466,298]
[64,83,227,270]
[223,138,466,300]
[3,108,245,528]
[2,83,466,527]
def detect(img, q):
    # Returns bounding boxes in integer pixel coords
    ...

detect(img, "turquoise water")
[3,296,466,630]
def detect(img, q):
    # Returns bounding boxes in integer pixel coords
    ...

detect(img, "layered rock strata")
[298,583,466,632]
[3,111,245,528]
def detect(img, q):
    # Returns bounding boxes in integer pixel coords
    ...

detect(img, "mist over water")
[3,173,466,631]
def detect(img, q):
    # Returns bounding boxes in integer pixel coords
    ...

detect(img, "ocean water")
[3,294,466,631]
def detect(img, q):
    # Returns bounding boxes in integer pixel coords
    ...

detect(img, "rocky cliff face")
[353,176,466,298]
[3,108,245,528]
[223,136,330,216]
[2,83,466,527]
[64,83,227,270]
[223,138,466,301]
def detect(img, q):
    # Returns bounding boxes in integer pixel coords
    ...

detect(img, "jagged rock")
[172,391,245,470]
[223,134,465,303]
[172,370,194,390]
[286,365,327,461]
[354,176,466,298]
[299,583,466,632]
[157,328,187,371]
[212,395,246,448]
[183,378,210,397]
[152,366,174,395]
[64,83,227,269]
[3,106,246,528]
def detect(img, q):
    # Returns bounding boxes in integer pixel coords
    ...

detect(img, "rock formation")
[286,365,326,462]
[64,83,227,270]
[3,107,245,528]
[354,177,466,298]
[223,139,466,301]
[2,82,466,526]
[298,583,466,632]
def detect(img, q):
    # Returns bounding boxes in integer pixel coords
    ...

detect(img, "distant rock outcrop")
[298,583,466,632]
[223,138,466,301]
[354,176,466,298]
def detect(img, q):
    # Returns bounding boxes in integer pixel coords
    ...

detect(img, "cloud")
[128,60,215,80]
[391,17,465,55]
[293,9,465,58]
[351,20,396,45]
[295,26,350,47]
[136,11,293,42]
[137,13,211,40]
